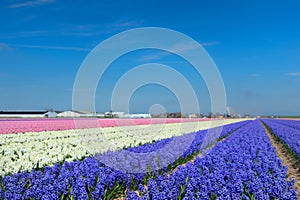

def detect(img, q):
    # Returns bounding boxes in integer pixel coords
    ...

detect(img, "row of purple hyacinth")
[262,119,300,159]
[0,121,249,199]
[275,119,300,131]
[128,119,297,199]
[97,120,250,173]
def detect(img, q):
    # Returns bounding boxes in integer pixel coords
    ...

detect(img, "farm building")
[129,114,151,118]
[44,111,58,118]
[57,110,98,118]
[0,110,47,118]
[104,112,151,118]
[104,112,125,118]
[96,113,105,118]
[57,110,82,117]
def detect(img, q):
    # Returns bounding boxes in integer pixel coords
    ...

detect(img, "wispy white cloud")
[58,24,104,37]
[2,20,143,39]
[139,41,219,62]
[0,43,8,50]
[9,0,55,8]
[170,41,219,54]
[200,41,220,47]
[110,20,143,29]
[60,20,143,36]
[139,52,170,62]
[170,41,219,53]
[169,42,198,54]
[285,72,300,77]
[0,43,12,51]
[0,30,54,39]
[13,44,91,51]
[0,18,143,41]
[249,73,261,77]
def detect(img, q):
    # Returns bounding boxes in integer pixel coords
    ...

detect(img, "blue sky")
[0,0,300,116]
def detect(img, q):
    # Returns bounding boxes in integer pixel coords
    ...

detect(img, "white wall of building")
[57,111,81,118]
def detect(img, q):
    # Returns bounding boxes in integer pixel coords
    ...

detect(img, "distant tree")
[243,114,252,118]
[176,112,182,118]
[215,112,221,118]
[208,112,215,118]
[196,113,203,118]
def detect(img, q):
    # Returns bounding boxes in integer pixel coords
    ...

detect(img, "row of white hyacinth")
[0,119,247,176]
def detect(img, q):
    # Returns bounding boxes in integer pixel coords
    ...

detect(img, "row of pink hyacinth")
[0,118,214,134]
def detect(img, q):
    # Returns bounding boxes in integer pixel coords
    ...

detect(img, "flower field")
[262,119,300,159]
[0,119,243,176]
[274,119,300,131]
[0,118,214,134]
[0,118,299,199]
